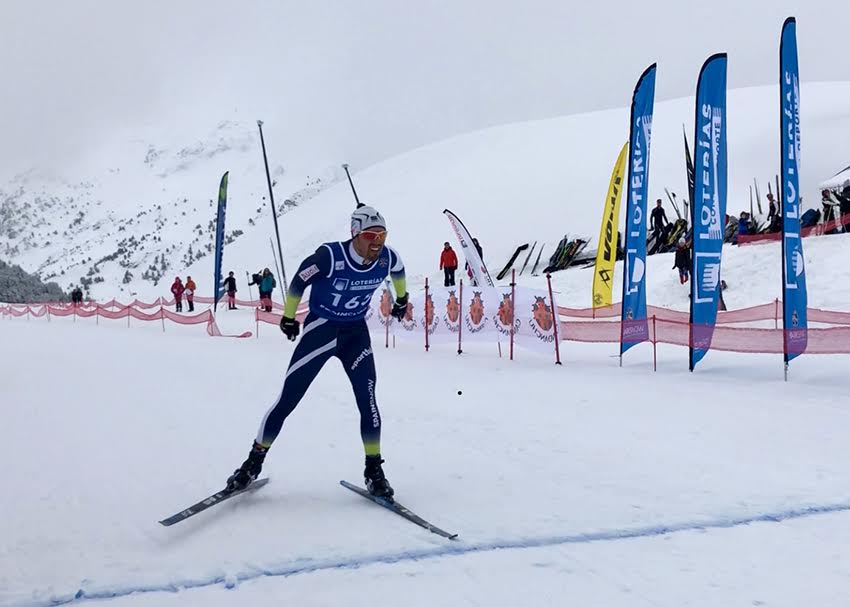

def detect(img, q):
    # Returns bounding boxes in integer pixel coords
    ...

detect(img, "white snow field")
[4,250,850,607]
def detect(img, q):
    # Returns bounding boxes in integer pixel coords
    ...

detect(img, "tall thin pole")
[256,120,288,292]
[270,237,282,306]
[547,273,562,365]
[457,279,463,355]
[424,278,430,352]
[342,164,363,208]
[510,269,516,361]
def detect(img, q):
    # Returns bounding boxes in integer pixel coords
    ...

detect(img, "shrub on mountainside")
[0,259,68,303]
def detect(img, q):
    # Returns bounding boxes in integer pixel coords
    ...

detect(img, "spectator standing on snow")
[224,271,238,310]
[185,276,197,312]
[71,287,83,306]
[171,277,185,312]
[439,242,458,287]
[673,238,691,284]
[260,268,276,312]
[767,192,777,220]
[650,199,668,242]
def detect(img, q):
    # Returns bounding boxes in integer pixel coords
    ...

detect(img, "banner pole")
[385,283,391,349]
[547,273,562,365]
[424,278,430,352]
[652,314,657,372]
[510,270,516,361]
[457,279,464,355]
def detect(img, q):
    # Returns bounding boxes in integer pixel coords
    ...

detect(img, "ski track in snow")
[19,500,850,607]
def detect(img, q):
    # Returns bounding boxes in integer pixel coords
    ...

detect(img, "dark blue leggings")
[256,315,382,455]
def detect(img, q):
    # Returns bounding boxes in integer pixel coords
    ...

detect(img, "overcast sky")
[1,0,847,179]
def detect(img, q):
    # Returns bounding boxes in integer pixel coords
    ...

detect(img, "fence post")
[161,306,166,332]
[510,269,516,361]
[424,278,430,352]
[47,306,51,323]
[774,297,779,329]
[457,278,463,355]
[652,314,657,372]
[127,306,131,328]
[547,273,562,365]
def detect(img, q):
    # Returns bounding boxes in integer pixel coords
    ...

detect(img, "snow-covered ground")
[4,288,850,606]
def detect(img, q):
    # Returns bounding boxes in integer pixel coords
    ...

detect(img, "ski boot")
[364,455,394,499]
[226,442,268,491]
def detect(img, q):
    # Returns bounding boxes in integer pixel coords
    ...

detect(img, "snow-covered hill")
[0,120,342,299]
[190,82,850,298]
[5,83,850,303]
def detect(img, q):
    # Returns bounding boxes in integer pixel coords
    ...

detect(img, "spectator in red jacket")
[171,277,185,312]
[439,242,458,287]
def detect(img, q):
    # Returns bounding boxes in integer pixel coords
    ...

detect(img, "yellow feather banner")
[592,142,629,308]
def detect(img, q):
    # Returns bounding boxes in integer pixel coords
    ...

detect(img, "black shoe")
[364,455,394,499]
[226,442,268,491]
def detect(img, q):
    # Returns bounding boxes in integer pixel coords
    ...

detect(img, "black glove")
[391,293,409,321]
[279,316,300,341]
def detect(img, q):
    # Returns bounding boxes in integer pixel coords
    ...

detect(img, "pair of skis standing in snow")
[161,205,457,538]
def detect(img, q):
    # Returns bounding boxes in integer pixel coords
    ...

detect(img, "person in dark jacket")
[766,192,777,220]
[650,199,668,242]
[673,238,691,284]
[71,287,84,306]
[224,271,238,310]
[171,277,185,312]
[439,242,458,286]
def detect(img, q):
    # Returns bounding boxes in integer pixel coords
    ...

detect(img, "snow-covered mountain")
[0,120,342,299]
[5,83,850,301]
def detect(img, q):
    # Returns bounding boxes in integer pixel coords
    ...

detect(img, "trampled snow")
[4,277,850,606]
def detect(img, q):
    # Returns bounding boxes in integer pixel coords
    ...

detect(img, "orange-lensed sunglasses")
[359,230,387,243]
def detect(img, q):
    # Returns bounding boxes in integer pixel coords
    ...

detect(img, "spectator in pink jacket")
[171,277,185,312]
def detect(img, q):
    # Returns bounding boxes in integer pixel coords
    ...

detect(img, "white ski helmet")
[350,205,386,237]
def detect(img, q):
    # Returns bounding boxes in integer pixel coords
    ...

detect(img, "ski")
[339,480,458,540]
[530,243,545,276]
[496,243,529,281]
[518,241,537,275]
[159,478,270,526]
